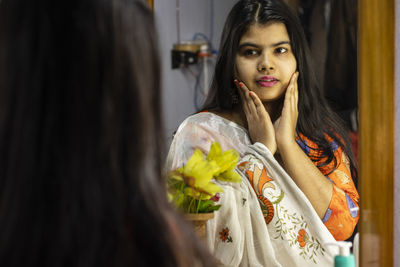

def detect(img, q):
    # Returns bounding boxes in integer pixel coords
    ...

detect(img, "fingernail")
[234,80,238,84]
[239,83,243,87]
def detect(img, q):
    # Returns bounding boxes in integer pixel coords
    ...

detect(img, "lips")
[256,76,278,87]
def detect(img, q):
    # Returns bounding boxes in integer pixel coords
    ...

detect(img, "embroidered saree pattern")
[239,158,327,264]
[166,112,357,266]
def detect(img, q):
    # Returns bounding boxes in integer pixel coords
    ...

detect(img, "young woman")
[167,0,359,266]
[0,0,215,266]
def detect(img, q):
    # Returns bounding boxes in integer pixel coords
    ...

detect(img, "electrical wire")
[193,68,202,111]
[210,0,214,45]
[179,0,217,111]
[192,33,210,43]
[193,57,215,111]
[176,0,180,43]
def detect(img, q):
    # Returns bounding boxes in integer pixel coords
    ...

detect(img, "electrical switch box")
[171,41,208,69]
[171,50,198,69]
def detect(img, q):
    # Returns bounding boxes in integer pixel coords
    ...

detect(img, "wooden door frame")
[358,0,394,266]
[148,0,154,10]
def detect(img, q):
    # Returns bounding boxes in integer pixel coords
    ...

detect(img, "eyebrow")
[238,41,291,49]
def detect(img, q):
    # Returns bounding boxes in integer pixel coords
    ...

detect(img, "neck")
[230,99,283,130]
[263,99,283,122]
[213,99,283,130]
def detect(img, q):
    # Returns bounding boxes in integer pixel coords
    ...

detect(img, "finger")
[282,78,294,118]
[236,80,253,117]
[235,80,250,114]
[292,73,299,134]
[286,72,298,109]
[288,71,298,88]
[294,72,299,111]
[283,76,293,103]
[239,81,257,115]
[289,72,298,112]
[282,92,291,118]
[249,91,270,119]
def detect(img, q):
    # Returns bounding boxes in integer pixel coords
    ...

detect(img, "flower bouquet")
[167,142,242,238]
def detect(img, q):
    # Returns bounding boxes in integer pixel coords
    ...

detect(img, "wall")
[154,0,236,145]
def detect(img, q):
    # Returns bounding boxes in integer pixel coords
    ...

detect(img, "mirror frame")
[147,0,154,10]
[359,0,394,266]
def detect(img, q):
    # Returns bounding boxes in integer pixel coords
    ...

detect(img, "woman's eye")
[275,47,288,54]
[243,49,259,56]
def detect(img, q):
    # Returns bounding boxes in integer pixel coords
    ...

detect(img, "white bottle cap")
[324,241,352,256]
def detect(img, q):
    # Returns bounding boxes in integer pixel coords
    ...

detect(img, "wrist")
[277,139,297,156]
[253,141,277,155]
[266,142,277,155]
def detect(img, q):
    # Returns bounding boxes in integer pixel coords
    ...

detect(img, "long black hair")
[203,0,357,181]
[0,0,214,266]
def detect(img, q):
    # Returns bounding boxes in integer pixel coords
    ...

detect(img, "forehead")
[239,22,290,44]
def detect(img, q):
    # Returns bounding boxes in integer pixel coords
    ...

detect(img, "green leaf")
[197,199,221,213]
[203,204,221,213]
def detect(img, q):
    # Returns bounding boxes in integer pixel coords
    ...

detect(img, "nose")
[257,54,274,72]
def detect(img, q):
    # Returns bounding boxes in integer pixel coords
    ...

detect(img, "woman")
[0,0,214,266]
[167,0,359,265]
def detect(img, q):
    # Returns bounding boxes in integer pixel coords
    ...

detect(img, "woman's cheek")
[236,62,252,80]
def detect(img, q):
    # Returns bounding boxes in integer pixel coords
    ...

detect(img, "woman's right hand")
[236,80,277,154]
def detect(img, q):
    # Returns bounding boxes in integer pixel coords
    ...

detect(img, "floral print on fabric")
[297,229,308,247]
[241,158,326,263]
[219,227,233,243]
[239,160,275,225]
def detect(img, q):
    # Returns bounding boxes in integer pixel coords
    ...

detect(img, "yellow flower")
[218,169,242,183]
[207,142,242,183]
[167,142,242,213]
[178,149,223,197]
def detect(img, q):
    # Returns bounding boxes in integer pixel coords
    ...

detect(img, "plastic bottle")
[325,241,355,267]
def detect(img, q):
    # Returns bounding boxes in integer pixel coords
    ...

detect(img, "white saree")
[166,112,338,267]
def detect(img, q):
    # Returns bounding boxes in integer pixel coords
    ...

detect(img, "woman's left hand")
[275,72,299,148]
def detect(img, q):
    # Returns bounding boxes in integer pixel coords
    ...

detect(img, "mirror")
[155,0,396,265]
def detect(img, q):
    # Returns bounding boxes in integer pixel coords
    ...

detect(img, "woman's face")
[235,22,297,103]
